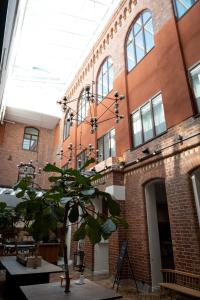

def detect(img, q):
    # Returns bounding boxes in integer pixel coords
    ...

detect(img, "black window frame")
[131,93,167,148]
[126,9,154,72]
[173,0,198,19]
[97,128,116,162]
[97,56,113,103]
[22,127,39,152]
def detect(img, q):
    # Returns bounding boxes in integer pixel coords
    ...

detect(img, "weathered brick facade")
[59,0,200,290]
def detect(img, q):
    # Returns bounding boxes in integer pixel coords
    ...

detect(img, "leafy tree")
[14,158,127,293]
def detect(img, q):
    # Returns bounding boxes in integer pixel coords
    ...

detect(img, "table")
[0,256,63,286]
[20,279,122,300]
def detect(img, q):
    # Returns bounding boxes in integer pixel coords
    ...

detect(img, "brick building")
[56,0,200,291]
[0,110,60,189]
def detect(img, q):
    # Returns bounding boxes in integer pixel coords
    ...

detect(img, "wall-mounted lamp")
[176,135,183,143]
[142,147,150,155]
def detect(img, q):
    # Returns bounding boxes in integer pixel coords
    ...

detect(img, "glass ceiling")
[5,0,121,117]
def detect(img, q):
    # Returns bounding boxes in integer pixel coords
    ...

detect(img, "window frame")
[63,110,71,141]
[189,61,200,115]
[173,0,198,19]
[22,127,39,152]
[126,9,154,72]
[131,93,167,148]
[76,150,87,170]
[96,56,113,103]
[77,89,90,126]
[97,128,116,162]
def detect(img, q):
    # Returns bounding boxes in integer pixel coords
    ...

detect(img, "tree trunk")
[63,205,70,293]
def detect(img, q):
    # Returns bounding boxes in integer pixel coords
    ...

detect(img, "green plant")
[14,158,127,293]
[0,202,18,242]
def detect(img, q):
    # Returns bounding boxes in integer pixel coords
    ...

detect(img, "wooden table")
[0,256,63,286]
[20,280,122,300]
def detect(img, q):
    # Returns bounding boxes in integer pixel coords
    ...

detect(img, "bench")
[160,269,200,299]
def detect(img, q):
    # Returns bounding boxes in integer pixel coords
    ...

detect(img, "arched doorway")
[145,179,174,291]
[191,167,200,227]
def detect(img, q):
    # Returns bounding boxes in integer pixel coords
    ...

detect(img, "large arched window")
[22,127,39,151]
[63,110,71,140]
[126,10,154,72]
[97,57,113,103]
[77,90,89,125]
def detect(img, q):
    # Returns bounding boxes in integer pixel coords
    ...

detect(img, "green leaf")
[48,176,62,182]
[85,224,101,244]
[107,198,120,216]
[43,163,63,174]
[13,177,31,191]
[73,223,86,241]
[68,205,79,223]
[15,190,25,198]
[0,202,7,211]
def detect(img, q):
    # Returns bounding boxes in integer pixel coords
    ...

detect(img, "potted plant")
[14,158,127,293]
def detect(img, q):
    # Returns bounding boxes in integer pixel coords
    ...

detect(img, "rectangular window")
[76,151,87,170]
[190,64,200,113]
[97,129,116,162]
[132,94,166,147]
[174,0,197,19]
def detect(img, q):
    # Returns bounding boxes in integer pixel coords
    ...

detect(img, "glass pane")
[127,43,136,71]
[104,133,110,159]
[97,74,103,103]
[132,111,142,147]
[152,95,167,135]
[175,0,196,18]
[107,57,113,68]
[127,30,133,45]
[135,45,145,63]
[24,134,31,139]
[102,61,107,75]
[102,73,108,97]
[144,29,154,52]
[142,10,151,24]
[191,64,200,113]
[135,31,145,62]
[144,18,154,34]
[30,140,37,151]
[133,16,142,35]
[25,128,38,135]
[110,129,116,157]
[141,103,153,141]
[23,139,30,150]
[108,65,113,91]
[97,138,104,162]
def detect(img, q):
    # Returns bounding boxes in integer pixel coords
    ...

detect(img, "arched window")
[77,90,90,125]
[126,10,154,71]
[22,127,39,151]
[97,57,113,103]
[63,110,71,140]
[191,168,200,227]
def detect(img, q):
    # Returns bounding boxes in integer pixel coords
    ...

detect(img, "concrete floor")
[0,267,177,300]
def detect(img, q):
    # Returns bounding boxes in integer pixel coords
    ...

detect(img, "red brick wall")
[55,0,200,286]
[0,121,55,188]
